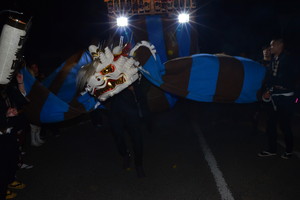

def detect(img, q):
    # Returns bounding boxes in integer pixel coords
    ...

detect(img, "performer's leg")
[266,109,278,153]
[127,118,145,177]
[111,124,127,156]
[0,135,19,200]
[0,137,10,200]
[128,127,143,166]
[279,105,294,153]
[109,112,130,168]
[30,124,42,146]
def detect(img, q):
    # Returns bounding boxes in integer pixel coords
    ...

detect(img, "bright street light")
[117,16,128,27]
[178,13,189,23]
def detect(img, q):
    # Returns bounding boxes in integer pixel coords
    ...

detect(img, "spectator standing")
[258,38,297,159]
[0,74,28,200]
[26,62,45,146]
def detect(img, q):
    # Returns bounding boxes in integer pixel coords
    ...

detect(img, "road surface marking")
[192,122,235,200]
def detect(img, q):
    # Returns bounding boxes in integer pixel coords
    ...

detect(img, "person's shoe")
[8,180,26,189]
[6,190,17,199]
[30,140,42,147]
[36,132,45,144]
[258,151,276,157]
[281,152,292,159]
[123,153,132,170]
[19,163,34,170]
[136,165,146,178]
[36,137,45,144]
[95,123,103,128]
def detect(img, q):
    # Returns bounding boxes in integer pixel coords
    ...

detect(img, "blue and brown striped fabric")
[21,16,265,124]
[21,50,98,124]
[120,15,198,63]
[116,15,198,110]
[21,48,266,123]
[134,46,266,104]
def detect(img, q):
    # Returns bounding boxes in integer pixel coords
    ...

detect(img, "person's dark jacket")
[0,84,29,133]
[266,52,297,94]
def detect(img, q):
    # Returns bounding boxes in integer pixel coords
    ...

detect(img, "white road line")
[192,122,235,200]
[277,140,300,159]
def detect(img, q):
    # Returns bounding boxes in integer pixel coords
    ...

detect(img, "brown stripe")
[48,50,84,94]
[131,16,153,66]
[161,56,193,97]
[48,50,89,121]
[147,85,171,112]
[64,91,88,120]
[134,46,153,66]
[132,16,149,43]
[162,18,179,60]
[49,50,87,120]
[213,55,244,102]
[64,101,86,120]
[23,81,50,124]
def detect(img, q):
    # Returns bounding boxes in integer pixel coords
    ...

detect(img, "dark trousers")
[109,109,143,166]
[266,96,294,153]
[90,108,104,126]
[0,135,19,200]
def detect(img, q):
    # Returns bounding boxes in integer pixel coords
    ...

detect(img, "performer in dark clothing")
[0,75,29,200]
[108,77,150,178]
[258,38,297,159]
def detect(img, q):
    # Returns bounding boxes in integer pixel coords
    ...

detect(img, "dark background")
[197,0,300,57]
[1,0,300,73]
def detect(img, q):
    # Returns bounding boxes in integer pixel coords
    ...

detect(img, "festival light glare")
[116,16,128,27]
[178,13,190,23]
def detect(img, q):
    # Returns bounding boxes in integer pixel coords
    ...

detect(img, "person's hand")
[6,107,18,117]
[16,73,23,84]
[262,91,271,102]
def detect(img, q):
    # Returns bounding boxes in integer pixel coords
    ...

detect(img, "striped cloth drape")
[20,15,266,123]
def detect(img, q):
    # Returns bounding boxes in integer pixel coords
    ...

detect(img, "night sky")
[1,0,300,71]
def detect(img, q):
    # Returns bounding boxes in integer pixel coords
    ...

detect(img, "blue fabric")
[164,92,178,108]
[176,24,191,57]
[186,54,219,102]
[57,51,92,103]
[234,56,266,103]
[21,67,81,123]
[140,53,266,104]
[21,51,266,123]
[21,52,98,123]
[77,92,99,111]
[138,53,178,107]
[43,51,92,103]
[146,16,168,63]
[139,54,165,87]
[117,16,195,109]
[40,93,70,123]
[42,61,66,88]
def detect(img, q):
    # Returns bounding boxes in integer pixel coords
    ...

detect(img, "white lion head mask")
[84,45,139,101]
[77,39,157,102]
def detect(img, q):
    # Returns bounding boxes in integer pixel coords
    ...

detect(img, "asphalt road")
[15,100,300,200]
